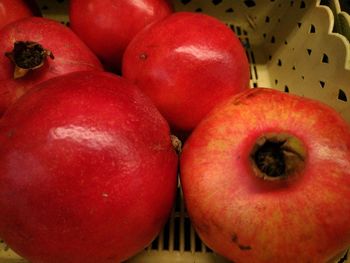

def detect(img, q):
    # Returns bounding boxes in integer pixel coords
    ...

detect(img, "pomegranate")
[180,88,350,262]
[0,71,178,263]
[69,0,173,71]
[0,17,103,115]
[122,12,250,134]
[0,0,40,29]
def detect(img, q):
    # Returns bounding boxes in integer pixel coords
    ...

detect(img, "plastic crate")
[0,0,349,262]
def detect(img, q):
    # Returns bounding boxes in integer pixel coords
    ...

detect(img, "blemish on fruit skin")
[139,53,148,60]
[231,233,252,251]
[6,130,15,138]
[232,88,265,105]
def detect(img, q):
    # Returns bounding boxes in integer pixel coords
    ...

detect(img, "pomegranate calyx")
[5,41,54,79]
[250,133,306,181]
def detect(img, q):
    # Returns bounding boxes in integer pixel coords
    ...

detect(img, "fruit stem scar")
[5,41,54,79]
[250,133,306,180]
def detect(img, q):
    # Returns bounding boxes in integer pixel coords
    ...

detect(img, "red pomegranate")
[0,0,40,29]
[180,88,350,262]
[69,0,173,71]
[122,12,250,134]
[0,17,103,115]
[0,71,178,263]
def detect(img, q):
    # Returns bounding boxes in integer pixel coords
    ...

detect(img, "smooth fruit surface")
[69,0,173,71]
[122,12,250,133]
[0,71,178,263]
[180,88,350,263]
[0,17,103,115]
[0,0,36,29]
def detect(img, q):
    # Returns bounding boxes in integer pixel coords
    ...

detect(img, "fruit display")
[180,88,350,263]
[123,12,250,134]
[69,0,173,71]
[0,71,178,263]
[0,1,349,263]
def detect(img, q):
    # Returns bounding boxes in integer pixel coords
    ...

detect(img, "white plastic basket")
[0,0,349,262]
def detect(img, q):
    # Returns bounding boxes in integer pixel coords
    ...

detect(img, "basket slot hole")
[322,53,329,63]
[250,50,256,64]
[284,85,289,93]
[292,66,296,70]
[271,36,276,43]
[263,33,267,38]
[163,221,170,250]
[300,0,306,8]
[290,1,294,6]
[309,24,316,33]
[338,89,348,102]
[284,40,288,45]
[319,81,325,88]
[174,217,180,250]
[181,0,191,4]
[236,26,242,35]
[195,232,202,252]
[253,82,258,87]
[184,218,191,251]
[277,59,282,66]
[226,7,234,12]
[275,79,278,85]
[212,0,222,5]
[307,49,312,55]
[195,8,202,12]
[301,75,305,80]
[265,16,270,23]
[244,0,256,8]
[338,250,349,263]
[269,55,272,60]
[297,22,302,28]
[242,39,250,49]
[151,236,159,249]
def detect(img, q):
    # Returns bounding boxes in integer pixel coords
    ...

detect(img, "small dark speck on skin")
[239,244,252,250]
[231,233,252,251]
[6,130,15,138]
[139,53,148,60]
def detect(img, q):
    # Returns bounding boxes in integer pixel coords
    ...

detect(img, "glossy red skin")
[180,88,350,263]
[122,12,250,133]
[0,17,103,116]
[0,71,178,263]
[69,0,173,71]
[0,0,35,29]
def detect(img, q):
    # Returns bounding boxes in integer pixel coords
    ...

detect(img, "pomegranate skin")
[180,88,350,263]
[69,0,173,71]
[0,71,178,263]
[122,12,250,133]
[0,0,36,29]
[0,17,103,115]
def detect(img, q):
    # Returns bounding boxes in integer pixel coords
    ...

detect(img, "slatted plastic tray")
[0,0,349,262]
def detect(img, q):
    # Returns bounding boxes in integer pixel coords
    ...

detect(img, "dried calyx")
[5,41,54,79]
[250,133,306,181]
